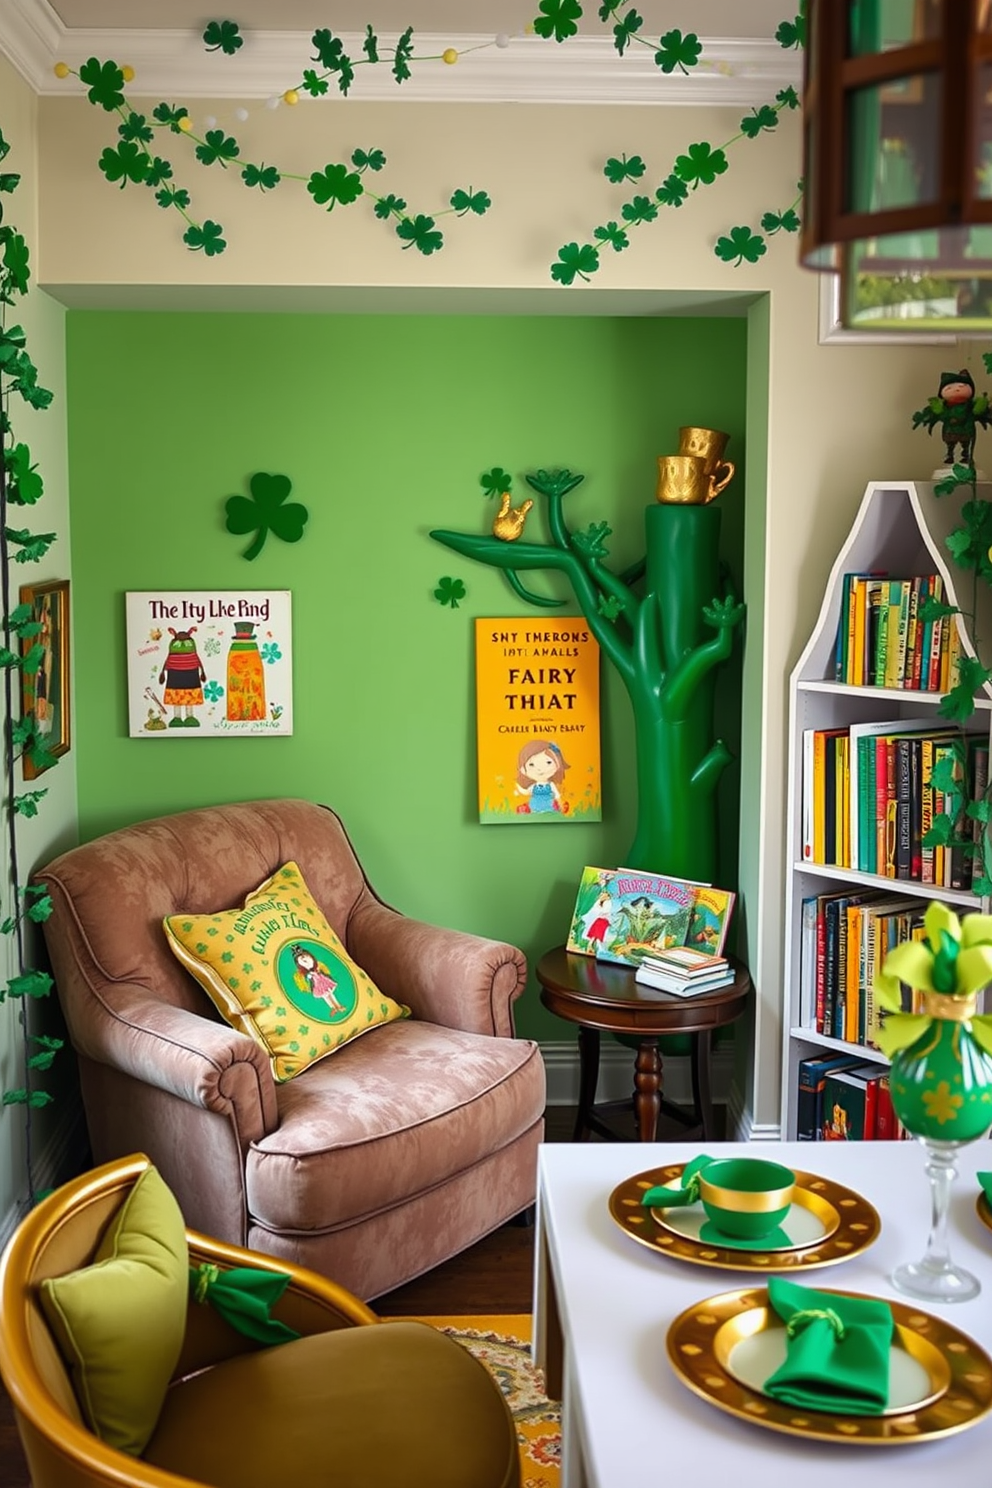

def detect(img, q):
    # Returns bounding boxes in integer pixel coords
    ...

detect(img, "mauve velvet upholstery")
[35,799,545,1299]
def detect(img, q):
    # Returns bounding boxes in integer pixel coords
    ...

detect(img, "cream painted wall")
[0,53,78,1236]
[36,88,963,1130]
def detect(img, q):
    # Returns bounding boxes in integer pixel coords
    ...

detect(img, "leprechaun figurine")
[912,368,991,469]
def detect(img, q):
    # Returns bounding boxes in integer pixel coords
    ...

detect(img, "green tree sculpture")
[431,469,744,881]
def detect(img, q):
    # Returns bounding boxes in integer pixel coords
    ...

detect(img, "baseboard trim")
[0,1103,89,1252]
[725,1080,781,1143]
[540,1039,735,1109]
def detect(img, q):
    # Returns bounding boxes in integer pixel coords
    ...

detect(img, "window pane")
[848,0,935,57]
[845,77,941,213]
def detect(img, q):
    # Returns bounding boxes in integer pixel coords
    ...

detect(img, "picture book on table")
[685,885,736,957]
[565,865,696,967]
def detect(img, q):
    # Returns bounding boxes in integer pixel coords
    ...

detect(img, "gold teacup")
[678,425,735,500]
[656,454,712,505]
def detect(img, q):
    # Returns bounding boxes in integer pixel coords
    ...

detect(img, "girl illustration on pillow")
[289,944,345,1014]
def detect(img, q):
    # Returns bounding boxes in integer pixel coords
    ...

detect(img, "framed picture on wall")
[20,578,71,780]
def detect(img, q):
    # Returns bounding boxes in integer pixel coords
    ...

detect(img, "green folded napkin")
[978,1171,992,1206]
[762,1276,892,1416]
[641,1154,715,1209]
[190,1262,302,1346]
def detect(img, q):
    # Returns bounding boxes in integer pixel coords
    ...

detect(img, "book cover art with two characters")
[566,866,696,967]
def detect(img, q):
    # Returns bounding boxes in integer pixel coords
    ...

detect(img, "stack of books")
[633,947,735,997]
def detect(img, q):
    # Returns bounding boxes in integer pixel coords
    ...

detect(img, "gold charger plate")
[667,1285,992,1445]
[609,1163,880,1272]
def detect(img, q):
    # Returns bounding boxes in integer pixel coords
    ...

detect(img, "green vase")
[888,997,992,1143]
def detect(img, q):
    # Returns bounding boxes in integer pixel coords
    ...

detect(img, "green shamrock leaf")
[307,163,364,210]
[714,225,767,265]
[6,527,56,563]
[374,193,407,219]
[396,214,443,254]
[152,102,190,132]
[1,233,28,294]
[143,157,173,188]
[534,0,583,42]
[12,790,47,820]
[551,241,600,285]
[5,442,43,505]
[156,186,191,210]
[613,9,643,54]
[776,14,806,48]
[481,467,513,498]
[656,173,688,208]
[79,57,126,110]
[364,26,379,62]
[311,29,355,92]
[225,472,309,560]
[450,188,492,215]
[302,69,329,97]
[604,154,646,184]
[242,163,280,191]
[183,220,226,255]
[353,148,386,172]
[674,142,728,188]
[777,85,800,109]
[655,28,701,74]
[939,678,987,722]
[119,112,154,143]
[740,105,779,138]
[99,141,150,189]
[760,207,800,234]
[918,595,957,622]
[195,130,240,168]
[598,1,622,17]
[434,576,466,608]
[594,221,629,252]
[393,26,415,83]
[621,194,658,225]
[203,20,243,54]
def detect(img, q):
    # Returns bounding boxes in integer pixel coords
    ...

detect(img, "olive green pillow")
[38,1165,188,1456]
[163,860,409,1082]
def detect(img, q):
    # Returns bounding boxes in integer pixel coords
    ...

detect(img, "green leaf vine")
[54,25,495,259]
[0,127,64,1197]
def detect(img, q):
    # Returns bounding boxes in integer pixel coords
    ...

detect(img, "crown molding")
[0,0,801,105]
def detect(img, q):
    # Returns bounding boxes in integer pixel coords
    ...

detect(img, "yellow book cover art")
[474,618,601,823]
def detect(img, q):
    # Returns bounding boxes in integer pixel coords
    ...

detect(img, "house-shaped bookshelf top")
[792,481,992,706]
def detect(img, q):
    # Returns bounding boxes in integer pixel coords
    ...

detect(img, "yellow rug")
[414,1314,561,1488]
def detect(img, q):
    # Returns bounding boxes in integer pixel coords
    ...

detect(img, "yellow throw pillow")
[38,1165,188,1456]
[163,861,409,1081]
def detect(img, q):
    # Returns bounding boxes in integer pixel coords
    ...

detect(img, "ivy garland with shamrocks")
[55,21,492,260]
[0,129,64,1202]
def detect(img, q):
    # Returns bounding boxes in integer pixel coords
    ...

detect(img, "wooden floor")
[0,1101,710,1483]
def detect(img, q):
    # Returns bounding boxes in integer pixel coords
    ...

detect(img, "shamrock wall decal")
[434,576,466,608]
[224,472,309,560]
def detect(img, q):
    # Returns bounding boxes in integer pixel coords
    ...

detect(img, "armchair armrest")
[347,899,527,1038]
[71,984,278,1143]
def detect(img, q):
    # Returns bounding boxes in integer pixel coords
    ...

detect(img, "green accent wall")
[65,312,748,1039]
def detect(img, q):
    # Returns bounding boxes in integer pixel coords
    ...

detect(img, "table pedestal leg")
[691,1029,715,1139]
[633,1039,661,1142]
[574,1026,601,1141]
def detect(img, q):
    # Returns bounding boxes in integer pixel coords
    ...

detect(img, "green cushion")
[38,1166,188,1455]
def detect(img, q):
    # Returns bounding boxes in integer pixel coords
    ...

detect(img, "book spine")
[895,737,912,880]
[802,728,815,862]
[815,896,828,1034]
[909,736,923,881]
[912,576,929,690]
[852,578,866,687]
[896,579,911,685]
[875,735,889,876]
[867,581,882,688]
[949,742,969,891]
[797,1060,827,1141]
[874,592,889,687]
[921,736,935,884]
[885,738,898,879]
[845,904,861,1044]
[824,734,838,866]
[928,608,944,692]
[863,1074,879,1140]
[824,900,841,1039]
[859,909,874,1046]
[875,1076,896,1140]
[800,896,818,1027]
[903,577,920,688]
[813,731,827,863]
[973,744,989,882]
[839,734,850,868]
[836,574,852,682]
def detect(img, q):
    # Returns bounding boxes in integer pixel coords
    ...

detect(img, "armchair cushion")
[164,860,409,1081]
[37,1165,187,1456]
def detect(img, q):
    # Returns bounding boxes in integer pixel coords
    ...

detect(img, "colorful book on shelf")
[565,865,695,967]
[822,1063,885,1141]
[796,1054,862,1141]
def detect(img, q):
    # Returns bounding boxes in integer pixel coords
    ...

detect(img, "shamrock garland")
[55,23,494,260]
[0,127,64,1200]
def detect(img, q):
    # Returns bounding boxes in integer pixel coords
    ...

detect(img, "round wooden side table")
[535,946,751,1142]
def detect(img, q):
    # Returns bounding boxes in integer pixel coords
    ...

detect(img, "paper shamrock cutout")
[224,472,309,560]
[434,577,466,608]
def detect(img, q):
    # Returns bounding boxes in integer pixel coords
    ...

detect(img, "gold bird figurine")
[492,491,533,541]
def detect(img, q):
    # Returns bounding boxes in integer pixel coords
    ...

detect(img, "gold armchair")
[0,1154,520,1488]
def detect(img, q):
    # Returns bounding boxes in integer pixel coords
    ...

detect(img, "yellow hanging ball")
[178,115,192,131]
[283,89,300,105]
[53,61,70,78]
[442,48,458,64]
[121,65,135,81]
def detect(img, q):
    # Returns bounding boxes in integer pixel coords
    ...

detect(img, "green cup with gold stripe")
[698,1157,795,1239]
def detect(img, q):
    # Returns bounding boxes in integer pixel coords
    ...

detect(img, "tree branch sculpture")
[431,467,744,881]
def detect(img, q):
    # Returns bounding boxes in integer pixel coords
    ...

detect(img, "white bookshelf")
[780,481,992,1138]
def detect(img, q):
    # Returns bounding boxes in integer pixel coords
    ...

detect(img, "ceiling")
[43,1,792,41]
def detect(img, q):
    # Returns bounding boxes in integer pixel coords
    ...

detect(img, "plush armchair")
[0,1153,521,1488]
[35,799,545,1299]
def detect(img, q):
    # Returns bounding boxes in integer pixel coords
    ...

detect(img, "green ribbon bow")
[762,1277,892,1415]
[641,1154,715,1209]
[872,902,992,1059]
[190,1262,302,1346]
